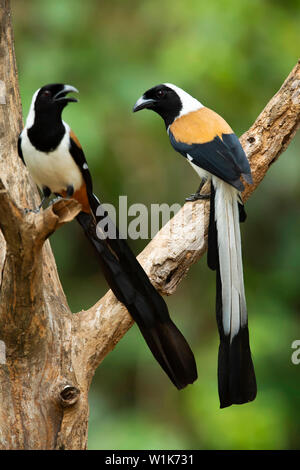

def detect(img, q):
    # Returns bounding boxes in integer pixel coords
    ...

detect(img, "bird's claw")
[185,193,210,202]
[23,207,41,214]
[49,196,63,206]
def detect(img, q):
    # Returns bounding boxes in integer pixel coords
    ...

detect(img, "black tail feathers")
[76,194,197,389]
[216,270,257,408]
[218,324,257,408]
[139,320,197,389]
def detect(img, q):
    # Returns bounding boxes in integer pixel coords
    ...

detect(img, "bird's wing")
[169,108,252,190]
[68,129,94,196]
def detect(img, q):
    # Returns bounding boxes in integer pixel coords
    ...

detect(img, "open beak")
[132,96,155,112]
[53,85,79,103]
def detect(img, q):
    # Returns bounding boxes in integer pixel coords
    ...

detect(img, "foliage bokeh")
[12,0,300,450]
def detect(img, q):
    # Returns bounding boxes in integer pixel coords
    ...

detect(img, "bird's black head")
[33,83,78,115]
[25,84,79,151]
[133,84,183,127]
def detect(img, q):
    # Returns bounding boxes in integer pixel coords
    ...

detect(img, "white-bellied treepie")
[18,83,197,390]
[133,83,257,408]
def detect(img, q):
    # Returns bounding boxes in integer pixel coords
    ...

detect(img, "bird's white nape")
[25,88,40,129]
[164,83,203,118]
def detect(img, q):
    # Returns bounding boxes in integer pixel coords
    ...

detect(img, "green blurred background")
[12,0,300,450]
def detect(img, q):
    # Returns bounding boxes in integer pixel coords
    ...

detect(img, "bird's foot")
[23,207,41,214]
[185,193,210,202]
[49,196,63,206]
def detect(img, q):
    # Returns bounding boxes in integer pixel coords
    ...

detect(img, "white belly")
[187,154,211,181]
[21,126,83,194]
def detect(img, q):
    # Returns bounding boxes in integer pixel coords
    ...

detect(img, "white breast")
[21,122,83,194]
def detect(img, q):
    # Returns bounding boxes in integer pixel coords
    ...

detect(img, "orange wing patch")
[60,182,91,214]
[70,129,82,149]
[169,107,233,145]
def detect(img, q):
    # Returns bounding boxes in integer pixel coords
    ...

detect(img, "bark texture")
[0,0,299,450]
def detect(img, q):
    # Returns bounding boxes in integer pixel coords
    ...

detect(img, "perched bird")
[133,83,257,408]
[18,83,197,390]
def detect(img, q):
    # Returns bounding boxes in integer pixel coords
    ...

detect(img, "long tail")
[76,193,197,389]
[208,179,257,408]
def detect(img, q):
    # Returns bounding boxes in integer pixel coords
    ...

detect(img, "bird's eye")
[42,90,51,98]
[156,89,165,98]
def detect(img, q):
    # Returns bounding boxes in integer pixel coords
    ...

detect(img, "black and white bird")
[133,83,257,408]
[18,83,197,390]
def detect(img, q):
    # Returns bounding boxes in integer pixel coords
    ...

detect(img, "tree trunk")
[0,0,88,450]
[0,0,299,450]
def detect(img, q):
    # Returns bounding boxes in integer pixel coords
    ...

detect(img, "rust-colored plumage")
[70,129,82,149]
[60,183,90,214]
[170,107,233,145]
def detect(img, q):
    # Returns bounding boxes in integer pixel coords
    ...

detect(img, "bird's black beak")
[53,85,79,103]
[132,96,155,112]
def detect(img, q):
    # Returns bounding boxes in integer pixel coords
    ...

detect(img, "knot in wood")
[59,385,80,407]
